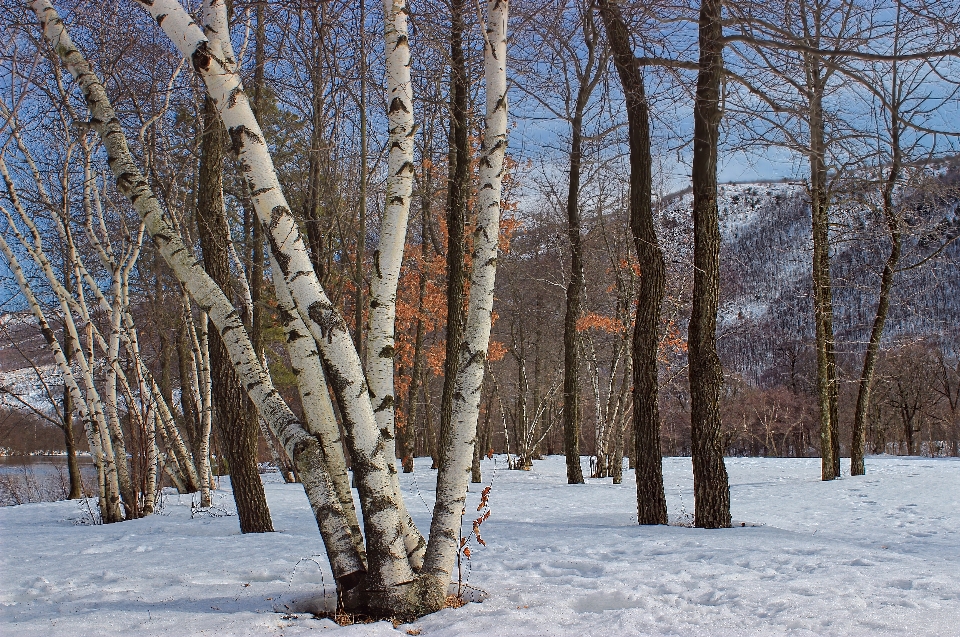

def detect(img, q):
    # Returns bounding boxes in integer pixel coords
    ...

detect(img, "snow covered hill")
[657,168,960,385]
[1,455,958,636]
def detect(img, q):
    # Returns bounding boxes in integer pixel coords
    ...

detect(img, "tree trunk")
[402,221,429,473]
[440,0,470,469]
[196,94,273,533]
[420,0,509,612]
[365,0,426,568]
[561,76,587,486]
[61,257,83,499]
[598,0,668,524]
[852,101,902,476]
[689,0,731,528]
[809,81,840,481]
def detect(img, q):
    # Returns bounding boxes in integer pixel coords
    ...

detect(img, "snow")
[2,455,959,636]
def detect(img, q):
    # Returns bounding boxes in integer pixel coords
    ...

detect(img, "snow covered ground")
[1,455,958,636]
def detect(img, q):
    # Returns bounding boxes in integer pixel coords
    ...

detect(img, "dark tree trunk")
[852,102,902,476]
[562,94,587,485]
[197,95,273,533]
[809,81,840,481]
[440,0,470,468]
[598,0,668,524]
[689,0,731,528]
[61,255,83,500]
[356,0,368,358]
[401,206,431,474]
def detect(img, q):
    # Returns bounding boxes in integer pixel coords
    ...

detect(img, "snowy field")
[1,455,959,636]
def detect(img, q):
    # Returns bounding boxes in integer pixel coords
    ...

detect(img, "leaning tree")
[30,0,509,617]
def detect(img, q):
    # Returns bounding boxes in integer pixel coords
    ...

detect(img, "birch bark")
[133,0,415,592]
[421,0,509,600]
[0,231,122,521]
[29,0,363,581]
[366,0,426,567]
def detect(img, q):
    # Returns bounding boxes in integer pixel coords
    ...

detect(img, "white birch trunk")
[270,252,366,564]
[30,0,365,585]
[421,0,510,595]
[0,231,122,521]
[134,0,414,591]
[366,0,426,568]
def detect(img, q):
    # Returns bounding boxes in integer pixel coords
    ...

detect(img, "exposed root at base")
[313,594,468,627]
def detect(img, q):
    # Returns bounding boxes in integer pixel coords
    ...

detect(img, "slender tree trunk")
[598,0,667,524]
[420,0,509,611]
[440,0,470,468]
[852,98,902,476]
[356,0,368,355]
[562,86,587,486]
[61,255,83,499]
[809,81,840,481]
[196,94,273,533]
[364,0,427,568]
[689,0,731,528]
[402,229,428,473]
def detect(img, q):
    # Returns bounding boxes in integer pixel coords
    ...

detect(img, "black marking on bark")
[278,306,297,326]
[269,205,289,230]
[390,195,403,205]
[379,345,394,358]
[227,124,263,156]
[39,324,56,346]
[153,232,171,245]
[289,269,311,284]
[226,85,243,108]
[396,161,415,176]
[266,232,290,276]
[155,13,167,25]
[391,140,403,151]
[389,97,409,114]
[191,41,213,73]
[286,328,308,343]
[246,379,263,392]
[373,250,382,278]
[369,298,381,309]
[307,301,347,342]
[250,186,272,197]
[375,397,394,414]
[395,34,408,50]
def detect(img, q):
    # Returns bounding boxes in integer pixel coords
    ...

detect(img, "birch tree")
[30,0,510,616]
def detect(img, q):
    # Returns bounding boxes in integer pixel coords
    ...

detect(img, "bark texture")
[420,0,509,608]
[196,94,273,533]
[32,0,362,583]
[439,0,470,469]
[598,0,668,525]
[852,86,902,476]
[366,0,426,567]
[689,0,731,529]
